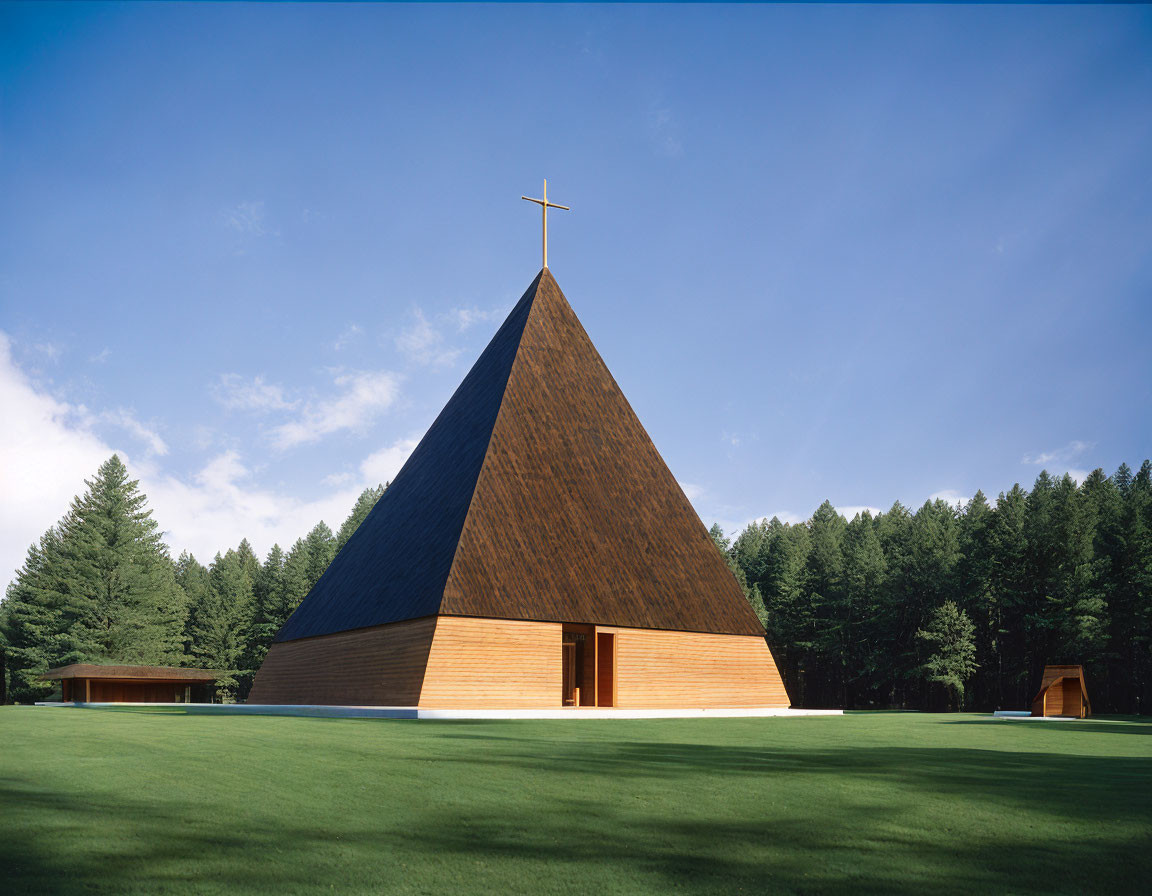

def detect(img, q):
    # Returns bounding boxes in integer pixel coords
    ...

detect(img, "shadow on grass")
[945,717,1152,736]
[2,735,1150,896]
[432,736,1152,826]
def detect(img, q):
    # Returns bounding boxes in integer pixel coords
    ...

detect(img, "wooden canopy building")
[249,270,790,709]
[1031,665,1091,718]
[42,664,222,704]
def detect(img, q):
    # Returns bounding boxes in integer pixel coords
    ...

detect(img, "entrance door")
[596,633,616,707]
[562,642,577,706]
[1061,678,1082,718]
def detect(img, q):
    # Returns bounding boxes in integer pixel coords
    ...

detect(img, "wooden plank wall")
[419,617,789,709]
[597,625,790,708]
[247,617,437,705]
[419,617,562,708]
[248,615,790,708]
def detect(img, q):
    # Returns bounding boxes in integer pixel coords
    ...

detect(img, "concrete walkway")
[36,701,843,720]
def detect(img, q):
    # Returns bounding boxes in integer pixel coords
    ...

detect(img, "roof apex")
[275,270,764,641]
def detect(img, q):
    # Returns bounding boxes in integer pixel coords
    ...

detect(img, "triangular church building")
[249,270,790,709]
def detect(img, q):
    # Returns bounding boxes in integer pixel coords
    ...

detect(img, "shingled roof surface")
[276,270,764,642]
[41,664,222,681]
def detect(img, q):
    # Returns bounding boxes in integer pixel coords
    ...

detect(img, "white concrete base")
[36,701,842,720]
[993,710,1081,721]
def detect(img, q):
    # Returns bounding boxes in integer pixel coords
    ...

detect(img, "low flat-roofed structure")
[41,663,222,704]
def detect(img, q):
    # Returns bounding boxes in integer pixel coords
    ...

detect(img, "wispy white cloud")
[396,309,462,368]
[448,306,507,332]
[1023,440,1092,467]
[0,331,119,583]
[648,102,683,158]
[678,481,705,503]
[929,489,972,508]
[222,200,273,236]
[1022,440,1092,484]
[359,435,421,485]
[270,370,401,450]
[89,347,111,364]
[835,505,883,520]
[142,450,363,564]
[98,408,168,456]
[31,342,63,361]
[332,323,364,351]
[0,333,381,583]
[213,374,298,413]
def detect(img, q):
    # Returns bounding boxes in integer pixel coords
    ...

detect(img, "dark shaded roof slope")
[274,273,539,642]
[276,269,764,641]
[41,664,222,681]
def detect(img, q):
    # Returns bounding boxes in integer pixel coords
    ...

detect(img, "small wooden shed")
[1030,665,1091,718]
[41,664,222,704]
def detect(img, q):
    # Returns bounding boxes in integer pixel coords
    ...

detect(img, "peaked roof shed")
[1031,665,1091,718]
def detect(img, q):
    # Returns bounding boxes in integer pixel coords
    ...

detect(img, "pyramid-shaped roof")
[276,270,764,642]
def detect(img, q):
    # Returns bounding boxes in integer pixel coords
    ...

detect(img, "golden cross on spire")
[521,179,569,270]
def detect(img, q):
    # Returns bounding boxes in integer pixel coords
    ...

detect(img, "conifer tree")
[64,456,186,663]
[247,544,286,665]
[756,518,811,703]
[709,524,768,625]
[0,456,185,700]
[175,551,211,659]
[302,522,337,590]
[841,511,886,706]
[805,501,846,707]
[956,491,996,707]
[990,485,1030,706]
[917,600,978,710]
[185,548,255,700]
[1,529,69,701]
[335,484,386,552]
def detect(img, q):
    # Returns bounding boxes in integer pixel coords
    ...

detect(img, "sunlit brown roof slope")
[442,270,763,635]
[275,269,764,641]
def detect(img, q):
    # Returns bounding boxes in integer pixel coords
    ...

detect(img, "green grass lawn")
[1,708,1149,895]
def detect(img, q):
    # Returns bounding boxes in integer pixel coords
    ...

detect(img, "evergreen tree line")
[0,455,385,704]
[712,461,1152,714]
[3,454,1150,714]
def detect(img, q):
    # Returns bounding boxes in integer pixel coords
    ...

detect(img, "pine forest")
[2,454,1150,714]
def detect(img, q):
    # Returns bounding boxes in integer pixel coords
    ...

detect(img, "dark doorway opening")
[596,632,616,707]
[562,625,597,706]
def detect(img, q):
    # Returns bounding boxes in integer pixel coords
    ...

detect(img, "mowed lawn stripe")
[1,708,1148,895]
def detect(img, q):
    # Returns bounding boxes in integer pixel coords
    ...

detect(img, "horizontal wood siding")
[247,617,437,705]
[419,617,788,709]
[597,626,790,708]
[418,617,561,708]
[1030,665,1091,717]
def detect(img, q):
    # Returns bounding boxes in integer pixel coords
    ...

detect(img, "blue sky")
[2,2,1150,586]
